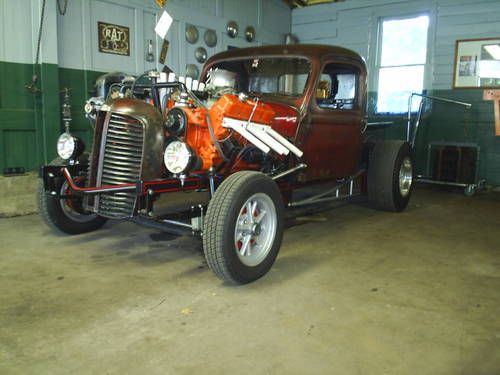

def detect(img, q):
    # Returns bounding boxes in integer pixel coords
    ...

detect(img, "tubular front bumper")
[39,165,208,198]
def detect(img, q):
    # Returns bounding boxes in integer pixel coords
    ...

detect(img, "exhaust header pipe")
[222,117,303,158]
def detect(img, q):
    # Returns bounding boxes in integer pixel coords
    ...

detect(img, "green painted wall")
[2,62,500,187]
[0,62,107,173]
[0,61,60,173]
[57,67,105,149]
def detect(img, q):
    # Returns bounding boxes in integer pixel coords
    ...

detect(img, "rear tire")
[38,178,107,235]
[203,171,285,284]
[368,140,414,212]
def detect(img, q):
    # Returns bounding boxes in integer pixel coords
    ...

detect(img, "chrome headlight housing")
[163,141,193,174]
[57,132,84,160]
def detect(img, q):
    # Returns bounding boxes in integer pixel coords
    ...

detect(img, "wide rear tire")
[203,171,285,284]
[368,140,414,212]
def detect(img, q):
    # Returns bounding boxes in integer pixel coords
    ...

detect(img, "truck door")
[301,61,365,180]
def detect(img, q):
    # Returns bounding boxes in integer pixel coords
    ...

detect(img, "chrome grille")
[97,113,144,218]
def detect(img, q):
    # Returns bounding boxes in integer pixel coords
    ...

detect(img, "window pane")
[207,57,311,97]
[380,15,429,66]
[317,64,358,110]
[336,74,356,100]
[277,74,309,95]
[377,66,424,113]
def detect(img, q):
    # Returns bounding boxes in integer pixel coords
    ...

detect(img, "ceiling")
[282,0,345,9]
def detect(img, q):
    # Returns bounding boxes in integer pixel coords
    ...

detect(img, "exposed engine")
[163,92,302,176]
[82,69,303,195]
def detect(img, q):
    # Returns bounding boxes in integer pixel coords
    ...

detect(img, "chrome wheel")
[234,193,277,267]
[59,181,99,223]
[399,157,413,197]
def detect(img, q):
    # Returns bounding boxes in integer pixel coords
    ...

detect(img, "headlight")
[84,101,94,115]
[163,141,193,174]
[57,132,84,160]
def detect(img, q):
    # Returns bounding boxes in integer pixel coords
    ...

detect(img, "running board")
[288,170,364,208]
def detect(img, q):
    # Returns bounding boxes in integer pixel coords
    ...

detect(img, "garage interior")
[1,0,500,374]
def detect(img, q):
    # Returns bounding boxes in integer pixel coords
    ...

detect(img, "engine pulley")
[165,107,187,136]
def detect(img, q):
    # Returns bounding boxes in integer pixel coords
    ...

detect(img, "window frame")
[314,61,361,112]
[370,8,435,115]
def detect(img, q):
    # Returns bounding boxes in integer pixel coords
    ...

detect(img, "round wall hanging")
[185,64,199,80]
[185,24,199,44]
[245,26,255,42]
[204,29,217,47]
[226,21,238,38]
[195,47,207,63]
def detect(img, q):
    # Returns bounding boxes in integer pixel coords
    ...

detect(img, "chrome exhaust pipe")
[247,124,289,155]
[222,117,270,154]
[222,117,303,157]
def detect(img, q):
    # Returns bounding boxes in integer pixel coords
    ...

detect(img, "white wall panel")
[169,0,218,17]
[261,0,291,34]
[0,0,58,64]
[57,0,84,69]
[51,0,291,77]
[1,0,291,74]
[164,20,180,74]
[0,0,4,62]
[90,1,136,73]
[221,0,259,29]
[1,0,34,64]
[292,0,500,91]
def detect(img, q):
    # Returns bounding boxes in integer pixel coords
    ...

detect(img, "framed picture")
[453,37,500,89]
[98,22,130,56]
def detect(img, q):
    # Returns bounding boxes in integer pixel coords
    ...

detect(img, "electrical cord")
[26,0,46,93]
[35,0,46,67]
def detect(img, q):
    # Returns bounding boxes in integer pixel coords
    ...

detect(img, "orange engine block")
[176,94,278,170]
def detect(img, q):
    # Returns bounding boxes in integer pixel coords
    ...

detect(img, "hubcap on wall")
[234,193,277,267]
[399,157,413,197]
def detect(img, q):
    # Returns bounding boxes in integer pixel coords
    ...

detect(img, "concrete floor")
[1,187,499,374]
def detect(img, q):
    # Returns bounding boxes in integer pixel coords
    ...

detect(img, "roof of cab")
[204,44,365,67]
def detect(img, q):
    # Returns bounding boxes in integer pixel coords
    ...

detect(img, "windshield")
[203,57,311,98]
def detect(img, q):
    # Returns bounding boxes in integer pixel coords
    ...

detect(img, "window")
[206,57,311,97]
[278,74,309,96]
[376,15,430,114]
[316,63,359,110]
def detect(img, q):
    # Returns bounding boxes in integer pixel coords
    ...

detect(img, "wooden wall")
[0,0,291,171]
[57,0,291,76]
[292,0,500,185]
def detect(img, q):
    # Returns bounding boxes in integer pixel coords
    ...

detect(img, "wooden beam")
[282,0,309,8]
[283,0,343,8]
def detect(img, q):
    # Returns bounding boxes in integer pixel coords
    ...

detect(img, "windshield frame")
[200,54,313,106]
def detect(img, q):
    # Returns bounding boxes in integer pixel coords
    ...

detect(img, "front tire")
[368,140,414,212]
[203,171,285,284]
[38,178,107,235]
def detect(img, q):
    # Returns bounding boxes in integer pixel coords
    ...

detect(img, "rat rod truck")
[39,44,414,284]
